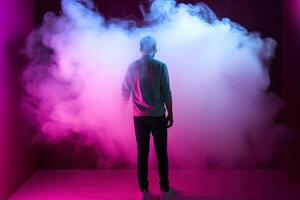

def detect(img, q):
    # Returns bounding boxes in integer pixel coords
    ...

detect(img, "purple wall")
[33,0,283,170]
[0,0,38,199]
[282,0,300,182]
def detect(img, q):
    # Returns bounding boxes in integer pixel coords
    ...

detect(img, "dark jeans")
[134,115,169,192]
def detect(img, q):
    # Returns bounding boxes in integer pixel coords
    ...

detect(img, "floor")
[9,169,300,200]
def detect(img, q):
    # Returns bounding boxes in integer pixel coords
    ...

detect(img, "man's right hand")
[166,114,173,128]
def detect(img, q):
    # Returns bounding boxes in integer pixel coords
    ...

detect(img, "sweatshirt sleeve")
[160,64,172,104]
[121,67,132,102]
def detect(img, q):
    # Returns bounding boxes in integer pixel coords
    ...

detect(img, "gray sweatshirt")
[122,55,172,116]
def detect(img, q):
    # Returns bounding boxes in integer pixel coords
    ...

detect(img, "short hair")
[140,36,157,54]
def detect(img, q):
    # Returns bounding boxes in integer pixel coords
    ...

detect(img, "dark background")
[34,0,282,94]
[2,0,300,199]
[33,0,285,169]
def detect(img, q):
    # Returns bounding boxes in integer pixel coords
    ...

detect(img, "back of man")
[123,55,171,116]
[121,36,175,200]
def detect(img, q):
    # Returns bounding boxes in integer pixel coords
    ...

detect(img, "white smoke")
[22,0,287,168]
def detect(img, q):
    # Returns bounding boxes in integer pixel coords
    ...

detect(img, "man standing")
[122,36,175,200]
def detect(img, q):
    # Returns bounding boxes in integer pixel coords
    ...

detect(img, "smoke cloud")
[23,0,286,168]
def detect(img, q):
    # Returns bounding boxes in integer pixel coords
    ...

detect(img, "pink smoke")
[22,0,287,168]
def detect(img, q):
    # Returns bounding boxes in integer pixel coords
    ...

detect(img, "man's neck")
[142,53,154,58]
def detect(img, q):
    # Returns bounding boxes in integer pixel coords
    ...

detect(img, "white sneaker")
[138,190,150,200]
[161,188,176,200]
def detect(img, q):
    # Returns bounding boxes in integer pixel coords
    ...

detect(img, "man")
[121,36,175,200]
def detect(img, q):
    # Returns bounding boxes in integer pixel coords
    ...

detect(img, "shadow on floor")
[150,190,240,200]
